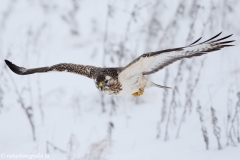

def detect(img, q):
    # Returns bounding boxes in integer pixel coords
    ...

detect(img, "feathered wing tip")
[199,32,223,44]
[5,59,49,75]
[5,60,26,75]
[188,32,235,47]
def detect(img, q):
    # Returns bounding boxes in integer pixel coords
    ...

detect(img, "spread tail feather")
[146,81,171,89]
[154,83,171,89]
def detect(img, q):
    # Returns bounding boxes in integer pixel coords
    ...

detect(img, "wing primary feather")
[199,32,222,44]
[5,60,49,75]
[5,60,25,75]
[150,48,183,56]
[219,45,235,47]
[215,40,235,45]
[204,48,221,52]
[210,34,233,43]
[188,37,202,46]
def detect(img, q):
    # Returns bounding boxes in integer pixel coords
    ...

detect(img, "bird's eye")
[105,80,109,83]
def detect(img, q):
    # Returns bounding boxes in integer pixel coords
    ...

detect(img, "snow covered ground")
[0,0,240,160]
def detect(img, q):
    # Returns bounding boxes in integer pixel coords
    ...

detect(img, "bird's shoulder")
[91,67,123,78]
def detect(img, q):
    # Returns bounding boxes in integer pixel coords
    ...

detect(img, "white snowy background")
[0,0,240,160]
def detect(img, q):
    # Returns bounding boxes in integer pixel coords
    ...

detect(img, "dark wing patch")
[5,60,49,75]
[5,60,97,79]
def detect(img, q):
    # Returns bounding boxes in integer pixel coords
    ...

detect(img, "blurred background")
[0,0,240,159]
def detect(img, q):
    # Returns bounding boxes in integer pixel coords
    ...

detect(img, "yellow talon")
[132,92,139,97]
[138,89,144,95]
[132,89,144,97]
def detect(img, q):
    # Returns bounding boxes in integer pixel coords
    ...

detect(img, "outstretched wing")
[120,32,234,78]
[5,60,98,79]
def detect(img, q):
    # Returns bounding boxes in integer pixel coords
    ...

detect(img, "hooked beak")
[99,82,104,91]
[99,82,104,87]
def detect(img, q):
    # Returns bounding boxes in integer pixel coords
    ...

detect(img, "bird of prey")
[5,32,234,96]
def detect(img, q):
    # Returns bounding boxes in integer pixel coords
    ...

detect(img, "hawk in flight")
[5,32,234,96]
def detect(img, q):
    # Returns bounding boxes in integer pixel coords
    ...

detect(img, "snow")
[0,0,240,160]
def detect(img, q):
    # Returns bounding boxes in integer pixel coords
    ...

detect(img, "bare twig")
[61,0,81,35]
[67,135,79,160]
[227,92,240,145]
[6,70,36,141]
[176,58,205,138]
[197,100,209,150]
[110,97,116,116]
[211,107,222,150]
[81,138,111,160]
[100,93,106,113]
[108,121,114,139]
[1,0,16,29]
[46,141,66,154]
[156,68,169,138]
[165,59,185,140]
[208,89,222,150]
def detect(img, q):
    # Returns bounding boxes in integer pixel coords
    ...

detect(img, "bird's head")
[95,75,113,93]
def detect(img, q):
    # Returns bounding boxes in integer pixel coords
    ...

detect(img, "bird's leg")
[132,89,144,97]
[138,89,144,95]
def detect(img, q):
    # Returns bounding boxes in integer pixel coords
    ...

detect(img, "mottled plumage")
[5,32,235,96]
